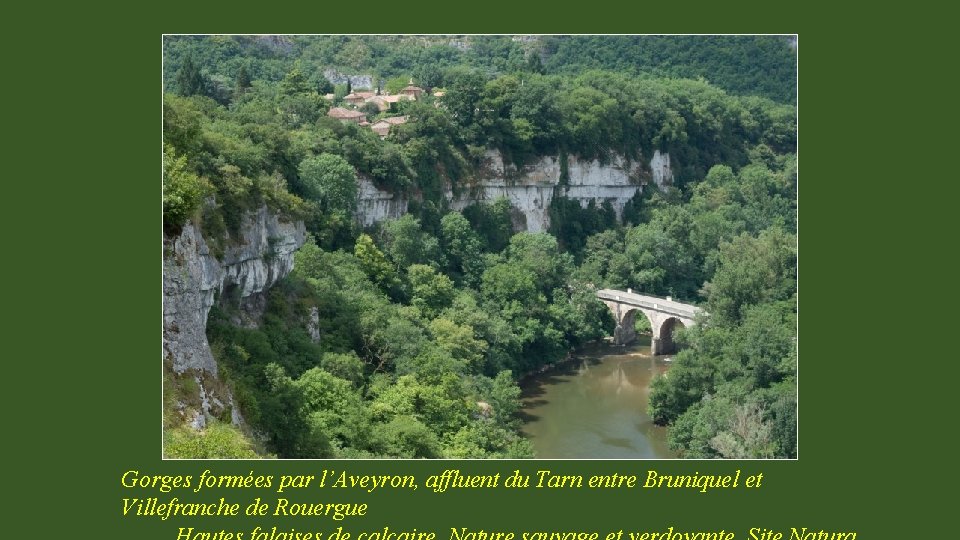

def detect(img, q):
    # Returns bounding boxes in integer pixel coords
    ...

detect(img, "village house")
[327,107,367,124]
[365,94,412,112]
[371,120,391,138]
[400,84,424,100]
[343,91,376,106]
[370,115,408,138]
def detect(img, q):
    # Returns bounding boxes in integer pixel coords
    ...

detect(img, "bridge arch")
[654,317,687,356]
[612,307,655,348]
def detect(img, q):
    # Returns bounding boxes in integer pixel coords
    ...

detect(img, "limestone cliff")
[163,206,306,426]
[356,149,674,231]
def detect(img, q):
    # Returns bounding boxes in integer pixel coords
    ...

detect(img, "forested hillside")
[162,35,797,459]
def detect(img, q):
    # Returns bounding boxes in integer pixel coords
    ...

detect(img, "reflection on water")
[520,337,676,459]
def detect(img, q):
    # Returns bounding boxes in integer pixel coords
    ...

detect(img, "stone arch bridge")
[597,289,702,355]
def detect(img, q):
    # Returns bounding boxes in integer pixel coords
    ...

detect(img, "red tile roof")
[328,107,365,119]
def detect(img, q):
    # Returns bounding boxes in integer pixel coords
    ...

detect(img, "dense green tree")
[702,228,796,324]
[162,144,211,233]
[384,76,409,95]
[297,153,357,215]
[462,198,514,253]
[162,95,204,160]
[235,64,252,94]
[316,77,335,95]
[295,367,369,453]
[282,64,312,95]
[259,363,315,457]
[413,64,443,91]
[480,262,539,310]
[548,197,617,256]
[354,234,399,293]
[444,422,534,459]
[176,54,207,97]
[439,212,485,286]
[320,351,365,384]
[408,264,456,319]
[503,232,573,295]
[429,317,487,373]
[370,415,442,458]
[379,215,443,272]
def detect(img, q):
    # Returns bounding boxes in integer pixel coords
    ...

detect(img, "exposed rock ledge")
[163,206,306,377]
[356,149,674,232]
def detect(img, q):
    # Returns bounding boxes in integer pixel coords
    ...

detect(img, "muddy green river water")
[520,337,676,459]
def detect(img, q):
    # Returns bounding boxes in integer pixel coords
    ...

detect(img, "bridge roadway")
[596,289,700,319]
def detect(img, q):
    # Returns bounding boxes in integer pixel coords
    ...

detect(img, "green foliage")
[542,35,797,104]
[295,367,370,452]
[316,77,335,95]
[235,64,252,95]
[320,351,365,383]
[444,422,535,459]
[634,312,652,334]
[548,196,616,257]
[667,393,779,459]
[379,215,443,272]
[462,198,514,253]
[175,53,208,97]
[644,225,797,457]
[297,153,358,215]
[360,102,381,117]
[163,144,211,232]
[505,232,574,294]
[370,415,442,458]
[384,76,410,95]
[702,228,796,325]
[280,62,312,95]
[429,317,487,373]
[354,234,400,293]
[297,153,358,247]
[439,212,485,287]
[164,423,261,459]
[408,265,456,319]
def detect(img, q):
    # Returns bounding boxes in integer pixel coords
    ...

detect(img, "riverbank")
[518,334,656,382]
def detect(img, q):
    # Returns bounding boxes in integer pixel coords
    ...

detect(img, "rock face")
[323,69,374,90]
[357,176,410,227]
[355,149,674,232]
[163,206,306,376]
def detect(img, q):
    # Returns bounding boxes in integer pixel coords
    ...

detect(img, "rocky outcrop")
[323,69,374,90]
[355,149,674,232]
[163,206,305,428]
[357,176,410,227]
[163,206,306,376]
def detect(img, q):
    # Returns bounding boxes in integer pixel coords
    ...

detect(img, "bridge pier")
[613,322,636,346]
[651,335,676,356]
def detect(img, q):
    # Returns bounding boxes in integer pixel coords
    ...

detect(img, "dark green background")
[9,2,945,539]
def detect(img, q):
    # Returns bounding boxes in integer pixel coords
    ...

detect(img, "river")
[519,336,676,459]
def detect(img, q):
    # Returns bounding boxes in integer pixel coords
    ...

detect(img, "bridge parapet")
[596,289,701,318]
